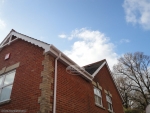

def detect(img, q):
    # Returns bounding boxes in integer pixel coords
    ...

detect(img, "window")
[0,70,16,102]
[94,87,102,106]
[106,95,113,111]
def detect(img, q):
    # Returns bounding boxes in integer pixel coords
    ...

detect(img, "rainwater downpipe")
[53,53,61,113]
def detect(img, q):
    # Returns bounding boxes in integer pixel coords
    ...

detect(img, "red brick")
[0,39,44,113]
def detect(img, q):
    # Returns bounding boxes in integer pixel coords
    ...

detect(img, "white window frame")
[106,95,113,111]
[0,70,16,102]
[94,87,103,106]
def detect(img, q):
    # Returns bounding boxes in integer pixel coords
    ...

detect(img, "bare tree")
[115,76,132,108]
[113,52,150,110]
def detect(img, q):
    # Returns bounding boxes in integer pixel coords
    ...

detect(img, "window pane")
[110,104,113,110]
[95,95,98,104]
[106,95,112,103]
[108,103,110,109]
[0,85,12,101]
[94,87,101,97]
[0,76,3,86]
[95,95,102,105]
[4,71,15,85]
[97,97,102,105]
[96,90,101,97]
[108,103,113,110]
[94,87,97,95]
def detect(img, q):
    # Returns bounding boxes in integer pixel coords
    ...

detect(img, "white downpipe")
[53,53,61,113]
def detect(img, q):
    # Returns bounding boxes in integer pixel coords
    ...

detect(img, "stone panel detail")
[38,54,54,113]
[0,62,20,75]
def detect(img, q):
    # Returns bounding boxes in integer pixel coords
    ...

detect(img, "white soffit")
[0,30,50,52]
[92,61,106,77]
[0,30,93,81]
[49,45,93,81]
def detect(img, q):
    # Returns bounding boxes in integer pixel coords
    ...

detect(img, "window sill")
[108,109,115,113]
[95,104,105,110]
[0,99,11,105]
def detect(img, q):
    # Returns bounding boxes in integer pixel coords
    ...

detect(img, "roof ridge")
[83,59,106,67]
[13,29,50,45]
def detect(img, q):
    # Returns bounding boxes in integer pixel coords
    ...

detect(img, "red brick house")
[0,29,124,113]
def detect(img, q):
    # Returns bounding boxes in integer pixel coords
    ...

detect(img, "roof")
[0,29,93,81]
[0,29,124,101]
[84,60,124,102]
[0,29,50,52]
[83,60,106,75]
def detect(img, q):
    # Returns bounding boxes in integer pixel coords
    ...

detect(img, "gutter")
[49,45,93,81]
[53,53,61,113]
[50,45,93,113]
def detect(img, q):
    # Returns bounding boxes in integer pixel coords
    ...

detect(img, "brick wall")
[56,61,124,113]
[93,65,124,113]
[0,38,124,113]
[0,39,44,113]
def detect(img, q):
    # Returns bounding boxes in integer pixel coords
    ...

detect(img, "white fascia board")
[11,32,50,52]
[49,45,93,81]
[0,38,19,49]
[0,31,50,52]
[60,56,93,81]
[105,62,124,102]
[0,31,12,47]
[1,30,93,81]
[92,61,106,77]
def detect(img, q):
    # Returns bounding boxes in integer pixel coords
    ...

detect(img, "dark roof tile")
[83,59,106,75]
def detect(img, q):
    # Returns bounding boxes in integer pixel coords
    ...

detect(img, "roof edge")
[49,45,93,81]
[104,62,124,102]
[0,29,94,81]
[92,61,106,77]
[0,30,50,52]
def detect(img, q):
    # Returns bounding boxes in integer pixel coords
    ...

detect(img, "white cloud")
[123,0,150,30]
[120,39,130,43]
[0,18,6,29]
[58,34,67,38]
[0,18,7,43]
[63,28,118,69]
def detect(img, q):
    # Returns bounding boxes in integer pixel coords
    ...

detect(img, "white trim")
[94,86,103,107]
[92,61,106,77]
[106,95,113,112]
[105,62,124,102]
[0,30,93,81]
[60,56,92,80]
[49,45,93,81]
[53,53,61,113]
[0,30,123,102]
[92,60,124,102]
[0,99,11,105]
[11,32,50,52]
[95,103,106,110]
[0,70,16,102]
[0,38,18,49]
[8,35,12,45]
[0,30,50,52]
[0,31,12,47]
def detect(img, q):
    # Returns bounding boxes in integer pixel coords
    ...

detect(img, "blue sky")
[0,0,150,68]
